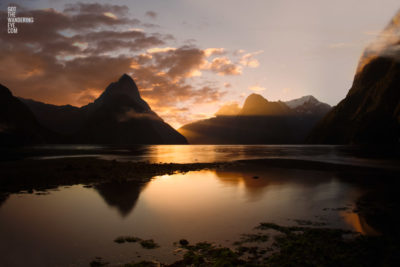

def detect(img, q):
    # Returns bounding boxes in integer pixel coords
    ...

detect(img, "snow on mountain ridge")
[285,95,318,109]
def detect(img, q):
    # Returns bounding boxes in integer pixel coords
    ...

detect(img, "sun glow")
[103,12,117,19]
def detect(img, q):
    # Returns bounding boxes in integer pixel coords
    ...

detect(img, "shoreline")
[1,156,399,195]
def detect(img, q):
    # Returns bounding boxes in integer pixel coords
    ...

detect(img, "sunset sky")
[1,0,399,128]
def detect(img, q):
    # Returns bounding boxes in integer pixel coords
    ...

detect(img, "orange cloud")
[147,47,177,53]
[239,50,263,68]
[207,57,242,75]
[204,48,226,57]
[0,3,255,128]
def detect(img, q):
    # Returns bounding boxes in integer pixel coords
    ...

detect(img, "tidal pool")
[0,168,374,266]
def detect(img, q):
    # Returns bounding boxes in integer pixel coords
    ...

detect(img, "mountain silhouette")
[16,74,187,144]
[0,84,58,146]
[94,180,147,217]
[285,95,331,116]
[308,11,400,144]
[240,93,291,116]
[72,74,187,144]
[19,99,85,135]
[179,94,330,144]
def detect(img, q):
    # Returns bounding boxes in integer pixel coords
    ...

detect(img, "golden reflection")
[341,211,380,235]
[141,171,226,216]
[214,170,285,201]
[151,145,221,163]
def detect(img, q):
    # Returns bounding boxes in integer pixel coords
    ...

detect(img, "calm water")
[0,166,377,266]
[2,144,400,169]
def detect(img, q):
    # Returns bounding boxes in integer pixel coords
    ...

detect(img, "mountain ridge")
[4,74,187,145]
[0,84,59,145]
[307,10,400,144]
[179,93,330,144]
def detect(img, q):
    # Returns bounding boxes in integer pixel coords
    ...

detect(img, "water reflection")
[341,212,380,235]
[0,169,379,266]
[0,194,8,207]
[214,167,335,202]
[94,181,148,217]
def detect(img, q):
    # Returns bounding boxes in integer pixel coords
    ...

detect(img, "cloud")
[248,85,266,92]
[103,12,117,20]
[204,48,225,57]
[118,108,161,122]
[207,57,242,75]
[0,3,256,128]
[64,3,129,16]
[145,11,157,19]
[75,30,167,54]
[151,46,207,79]
[0,7,151,58]
[357,9,400,72]
[224,82,231,88]
[239,50,263,68]
[147,47,177,53]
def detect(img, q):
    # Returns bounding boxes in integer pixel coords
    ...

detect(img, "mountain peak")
[243,94,269,107]
[0,84,13,98]
[246,93,269,102]
[118,73,133,82]
[116,73,138,90]
[94,74,150,111]
[104,74,139,97]
[240,93,290,116]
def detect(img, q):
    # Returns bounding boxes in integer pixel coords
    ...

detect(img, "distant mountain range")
[178,94,331,144]
[307,10,400,144]
[1,74,187,145]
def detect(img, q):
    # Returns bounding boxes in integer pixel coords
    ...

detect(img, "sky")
[0,0,399,128]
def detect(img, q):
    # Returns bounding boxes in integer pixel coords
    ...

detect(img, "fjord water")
[5,144,400,169]
[0,170,370,266]
[0,145,397,266]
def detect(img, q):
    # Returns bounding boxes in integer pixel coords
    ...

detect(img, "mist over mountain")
[179,94,330,144]
[6,74,187,145]
[215,102,241,116]
[308,11,400,144]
